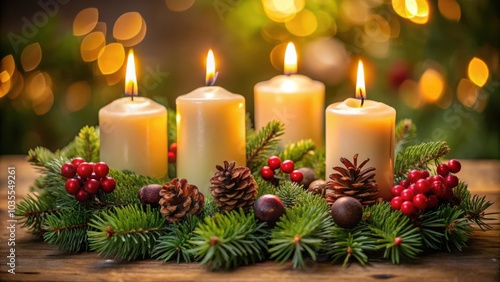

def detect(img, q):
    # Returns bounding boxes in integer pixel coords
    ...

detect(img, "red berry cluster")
[60,157,116,202]
[168,143,177,163]
[260,156,303,183]
[390,159,462,216]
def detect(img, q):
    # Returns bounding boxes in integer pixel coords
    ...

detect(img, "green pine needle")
[278,139,315,166]
[436,205,473,252]
[454,182,498,230]
[87,204,167,261]
[202,195,218,218]
[43,207,91,253]
[395,119,417,155]
[190,209,268,270]
[255,178,277,198]
[168,109,177,145]
[246,120,285,173]
[327,225,375,267]
[75,126,100,163]
[394,141,450,182]
[419,209,446,250]
[15,192,59,236]
[152,215,200,263]
[275,181,304,208]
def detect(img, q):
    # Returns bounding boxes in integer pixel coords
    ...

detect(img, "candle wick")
[361,96,364,107]
[131,94,134,102]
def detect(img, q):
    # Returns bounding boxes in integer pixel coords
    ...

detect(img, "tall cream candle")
[325,61,395,200]
[254,43,325,148]
[99,50,168,178]
[176,50,246,194]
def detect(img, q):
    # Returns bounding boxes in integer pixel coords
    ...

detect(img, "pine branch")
[190,209,268,270]
[394,141,450,182]
[436,206,473,252]
[268,196,333,269]
[395,119,417,155]
[326,225,375,267]
[275,181,304,209]
[75,126,100,163]
[202,195,218,218]
[255,178,277,198]
[246,120,285,173]
[43,207,91,253]
[27,146,57,167]
[454,182,498,230]
[278,139,315,166]
[298,148,326,180]
[152,215,200,263]
[15,192,59,236]
[167,109,177,145]
[87,204,167,260]
[245,112,255,139]
[364,203,422,264]
[419,209,446,250]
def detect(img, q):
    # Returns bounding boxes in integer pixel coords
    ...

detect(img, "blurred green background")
[0,0,499,158]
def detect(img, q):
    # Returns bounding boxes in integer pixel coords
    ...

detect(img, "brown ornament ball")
[330,196,363,229]
[138,184,162,207]
[254,194,285,227]
[307,179,327,196]
[298,167,317,189]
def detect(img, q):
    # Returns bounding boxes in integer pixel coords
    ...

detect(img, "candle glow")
[284,42,297,75]
[205,49,216,86]
[356,60,365,106]
[125,49,138,98]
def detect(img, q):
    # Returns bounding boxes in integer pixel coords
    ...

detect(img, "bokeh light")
[392,0,429,24]
[262,0,305,23]
[399,79,421,108]
[73,8,99,36]
[26,71,47,101]
[418,68,444,103]
[0,71,11,98]
[438,0,461,22]
[467,57,489,87]
[285,9,317,37]
[270,42,288,71]
[32,86,54,115]
[341,0,369,25]
[113,12,147,47]
[165,0,195,12]
[20,43,42,72]
[7,70,24,100]
[457,78,478,108]
[65,81,91,112]
[80,31,106,62]
[97,43,125,75]
[364,15,390,43]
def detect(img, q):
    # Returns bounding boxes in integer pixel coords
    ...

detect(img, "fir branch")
[275,181,304,208]
[27,146,57,167]
[436,206,473,252]
[419,210,446,250]
[190,209,268,270]
[454,182,497,230]
[153,215,200,263]
[268,200,333,269]
[326,225,375,267]
[75,126,100,163]
[87,205,167,260]
[278,139,315,165]
[255,178,277,198]
[202,195,218,219]
[167,109,177,145]
[245,112,255,139]
[15,192,59,236]
[394,141,450,182]
[43,207,91,253]
[246,120,285,173]
[395,119,417,155]
[298,148,326,180]
[364,203,422,264]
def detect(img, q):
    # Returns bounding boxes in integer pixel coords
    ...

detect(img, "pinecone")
[325,154,380,206]
[210,161,258,212]
[159,178,205,223]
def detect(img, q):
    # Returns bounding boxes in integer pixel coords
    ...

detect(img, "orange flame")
[356,60,365,106]
[284,42,297,75]
[205,49,217,86]
[125,49,138,98]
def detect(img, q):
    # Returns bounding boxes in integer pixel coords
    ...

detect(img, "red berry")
[440,186,453,201]
[447,159,461,173]
[391,196,403,210]
[415,179,430,194]
[94,162,109,178]
[75,176,85,186]
[394,237,403,246]
[280,160,295,174]
[169,143,177,153]
[427,194,439,209]
[400,188,415,202]
[65,178,81,195]
[445,174,459,188]
[431,175,445,183]
[84,179,100,194]
[290,170,304,183]
[100,177,116,193]
[399,179,411,188]
[61,163,77,178]
[401,201,415,216]
[436,164,450,177]
[391,185,405,197]
[168,151,176,163]
[71,157,85,167]
[413,194,428,210]
[75,189,90,202]
[420,170,430,179]
[431,181,444,196]
[77,162,93,178]
[407,184,417,195]
[407,170,422,183]
[267,156,281,170]
[89,173,100,180]
[260,166,275,181]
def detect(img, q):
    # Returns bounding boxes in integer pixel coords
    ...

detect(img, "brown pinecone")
[159,178,205,223]
[210,161,258,212]
[325,154,380,206]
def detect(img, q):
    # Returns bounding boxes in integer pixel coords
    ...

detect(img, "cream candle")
[99,50,168,178]
[325,61,395,201]
[254,43,325,148]
[176,50,246,194]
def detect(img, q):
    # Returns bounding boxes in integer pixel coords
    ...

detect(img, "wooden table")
[0,156,499,281]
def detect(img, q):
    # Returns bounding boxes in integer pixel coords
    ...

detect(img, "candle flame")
[205,49,217,86]
[284,42,297,75]
[125,49,138,98]
[356,60,366,106]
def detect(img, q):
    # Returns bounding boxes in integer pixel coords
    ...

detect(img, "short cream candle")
[325,61,395,200]
[176,50,246,194]
[254,43,325,148]
[99,50,168,178]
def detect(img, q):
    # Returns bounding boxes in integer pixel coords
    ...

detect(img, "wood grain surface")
[0,156,498,282]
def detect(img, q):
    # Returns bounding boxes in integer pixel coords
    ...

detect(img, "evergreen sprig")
[278,139,315,166]
[43,207,91,253]
[395,119,417,155]
[153,215,200,263]
[326,225,375,267]
[275,181,303,208]
[246,120,284,173]
[436,205,473,252]
[419,209,446,250]
[190,209,268,270]
[87,205,167,261]
[15,192,58,236]
[167,108,177,145]
[75,126,100,163]
[394,141,450,182]
[454,182,497,230]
